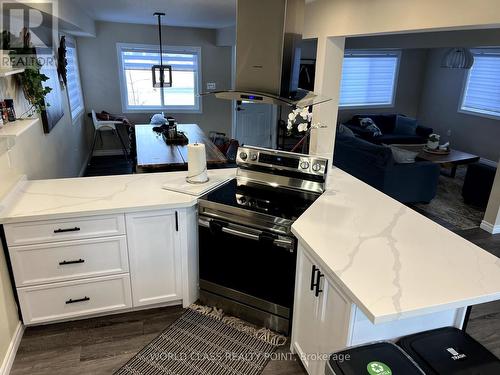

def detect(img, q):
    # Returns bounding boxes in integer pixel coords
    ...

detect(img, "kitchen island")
[0,166,499,372]
[291,169,500,374]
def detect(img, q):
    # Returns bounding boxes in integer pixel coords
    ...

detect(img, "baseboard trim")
[92,149,124,157]
[79,149,93,177]
[480,220,500,234]
[0,322,24,375]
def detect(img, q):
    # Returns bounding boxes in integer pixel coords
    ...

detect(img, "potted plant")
[427,134,440,150]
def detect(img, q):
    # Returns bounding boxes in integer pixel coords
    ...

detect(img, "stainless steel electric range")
[198,146,328,334]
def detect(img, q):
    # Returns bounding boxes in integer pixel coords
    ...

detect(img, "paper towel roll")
[186,143,209,184]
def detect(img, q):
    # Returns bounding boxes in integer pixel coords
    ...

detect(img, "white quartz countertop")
[0,169,236,223]
[292,167,500,324]
[2,165,500,326]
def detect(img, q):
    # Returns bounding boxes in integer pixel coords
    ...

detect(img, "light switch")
[206,82,216,90]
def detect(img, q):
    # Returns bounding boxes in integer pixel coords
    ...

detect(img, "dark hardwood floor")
[84,156,134,177]
[10,306,306,375]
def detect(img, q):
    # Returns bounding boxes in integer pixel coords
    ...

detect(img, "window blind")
[121,49,198,72]
[339,51,400,107]
[461,49,500,118]
[66,39,84,120]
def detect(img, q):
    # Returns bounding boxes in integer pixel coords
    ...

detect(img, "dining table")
[135,124,227,173]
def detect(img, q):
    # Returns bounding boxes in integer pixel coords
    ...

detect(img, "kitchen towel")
[186,143,209,183]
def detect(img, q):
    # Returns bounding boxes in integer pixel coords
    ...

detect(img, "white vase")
[427,140,439,150]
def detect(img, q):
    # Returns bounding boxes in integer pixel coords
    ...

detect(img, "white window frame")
[339,50,401,110]
[459,48,500,121]
[65,36,85,122]
[116,43,202,114]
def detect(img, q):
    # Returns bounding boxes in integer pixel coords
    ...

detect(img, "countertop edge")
[0,200,199,224]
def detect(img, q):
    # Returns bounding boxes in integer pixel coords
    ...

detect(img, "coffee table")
[392,144,480,177]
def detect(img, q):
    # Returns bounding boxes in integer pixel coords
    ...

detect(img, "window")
[339,50,400,108]
[66,38,84,120]
[117,43,201,113]
[460,49,500,119]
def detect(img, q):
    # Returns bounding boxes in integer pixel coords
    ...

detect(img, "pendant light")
[152,12,173,88]
[441,48,474,69]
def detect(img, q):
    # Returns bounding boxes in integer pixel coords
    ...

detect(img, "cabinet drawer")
[4,215,126,246]
[18,274,132,325]
[10,237,129,287]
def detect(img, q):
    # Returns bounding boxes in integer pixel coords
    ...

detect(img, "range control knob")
[239,152,248,161]
[300,161,310,170]
[312,163,322,172]
[250,153,258,161]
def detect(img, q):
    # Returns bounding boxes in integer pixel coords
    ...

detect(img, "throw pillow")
[359,117,382,137]
[389,145,418,164]
[394,115,417,136]
[337,124,355,138]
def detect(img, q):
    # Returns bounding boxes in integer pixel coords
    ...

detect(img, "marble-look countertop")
[2,165,499,325]
[292,167,500,324]
[0,169,236,223]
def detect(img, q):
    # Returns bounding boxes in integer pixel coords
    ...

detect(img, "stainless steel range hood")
[206,0,329,108]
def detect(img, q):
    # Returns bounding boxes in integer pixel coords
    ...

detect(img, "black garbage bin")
[397,327,500,374]
[325,342,424,375]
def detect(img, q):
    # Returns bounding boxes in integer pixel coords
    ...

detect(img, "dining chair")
[89,110,129,165]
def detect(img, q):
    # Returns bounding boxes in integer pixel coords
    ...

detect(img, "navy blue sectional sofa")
[342,114,433,145]
[333,133,440,204]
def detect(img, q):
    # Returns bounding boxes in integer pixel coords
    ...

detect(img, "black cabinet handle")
[59,259,85,266]
[315,270,324,297]
[54,227,80,233]
[310,265,319,291]
[65,296,90,304]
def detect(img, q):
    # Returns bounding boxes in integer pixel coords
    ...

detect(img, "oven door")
[198,216,296,317]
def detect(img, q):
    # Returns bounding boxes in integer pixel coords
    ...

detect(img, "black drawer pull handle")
[310,265,319,291]
[315,271,324,297]
[65,296,90,304]
[59,259,85,266]
[54,227,81,233]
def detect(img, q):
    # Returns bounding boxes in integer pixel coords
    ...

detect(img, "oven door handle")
[199,217,295,250]
[199,217,260,241]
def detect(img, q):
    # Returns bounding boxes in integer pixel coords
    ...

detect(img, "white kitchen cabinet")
[291,248,322,374]
[126,210,183,307]
[291,245,352,375]
[292,243,468,375]
[18,274,132,325]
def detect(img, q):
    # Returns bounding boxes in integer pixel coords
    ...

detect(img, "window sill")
[123,108,203,115]
[458,108,500,121]
[339,104,395,110]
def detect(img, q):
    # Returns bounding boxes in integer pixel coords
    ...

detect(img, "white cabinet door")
[126,210,182,307]
[291,247,321,374]
[315,274,353,373]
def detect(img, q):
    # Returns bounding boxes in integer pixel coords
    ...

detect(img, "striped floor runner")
[115,305,286,375]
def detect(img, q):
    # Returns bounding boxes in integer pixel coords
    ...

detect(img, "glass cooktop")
[201,178,320,221]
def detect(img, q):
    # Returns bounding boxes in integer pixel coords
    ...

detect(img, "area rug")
[115,304,286,375]
[414,167,485,231]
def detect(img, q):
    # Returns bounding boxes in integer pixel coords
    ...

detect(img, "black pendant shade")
[441,48,475,69]
[152,12,172,88]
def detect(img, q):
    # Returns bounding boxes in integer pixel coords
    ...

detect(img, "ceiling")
[72,0,236,29]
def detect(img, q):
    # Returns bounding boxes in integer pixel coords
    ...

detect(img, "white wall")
[304,0,500,157]
[418,48,500,162]
[0,240,19,371]
[77,21,233,151]
[484,167,500,231]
